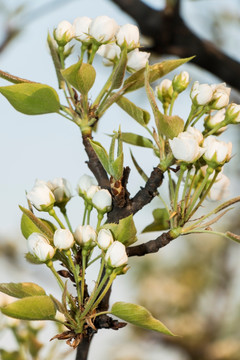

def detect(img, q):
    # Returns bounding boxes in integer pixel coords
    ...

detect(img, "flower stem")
[49,209,65,229]
[61,208,73,232]
[81,252,87,302]
[92,272,116,310]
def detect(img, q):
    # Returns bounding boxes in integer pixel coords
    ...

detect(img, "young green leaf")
[0,83,60,115]
[0,282,46,298]
[61,61,96,94]
[111,302,175,336]
[142,208,170,233]
[110,47,128,91]
[1,295,56,320]
[88,139,110,174]
[110,153,124,180]
[123,57,194,93]
[103,215,137,246]
[19,206,54,240]
[121,133,154,148]
[130,150,148,182]
[116,96,150,126]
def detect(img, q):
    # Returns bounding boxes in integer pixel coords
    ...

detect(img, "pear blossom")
[169,129,205,163]
[92,189,112,212]
[172,71,190,93]
[127,49,150,72]
[86,185,100,199]
[27,233,55,261]
[97,229,114,250]
[190,81,213,106]
[208,173,230,201]
[116,24,140,49]
[210,83,231,109]
[73,16,92,42]
[54,20,75,45]
[203,136,232,164]
[48,178,72,205]
[53,229,74,250]
[77,174,97,195]
[97,43,121,63]
[105,241,128,267]
[27,182,55,211]
[155,79,173,103]
[226,103,240,123]
[89,16,118,43]
[74,225,96,248]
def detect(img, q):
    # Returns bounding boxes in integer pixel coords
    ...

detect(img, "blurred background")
[0,0,240,359]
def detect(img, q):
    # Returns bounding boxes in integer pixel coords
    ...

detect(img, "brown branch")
[75,335,92,360]
[126,229,175,257]
[110,0,240,90]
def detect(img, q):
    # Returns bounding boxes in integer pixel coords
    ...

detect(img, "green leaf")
[1,295,56,320]
[130,150,148,182]
[61,61,96,94]
[19,206,54,240]
[0,83,60,115]
[116,96,150,126]
[111,47,128,91]
[110,153,124,180]
[88,139,110,173]
[111,302,175,336]
[0,282,46,298]
[103,215,137,246]
[142,208,170,233]
[121,133,154,148]
[157,113,184,139]
[124,57,194,93]
[47,32,65,89]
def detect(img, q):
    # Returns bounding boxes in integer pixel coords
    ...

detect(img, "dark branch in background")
[110,0,240,91]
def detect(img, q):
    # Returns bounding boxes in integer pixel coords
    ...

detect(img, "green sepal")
[0,83,60,115]
[111,301,175,336]
[0,282,46,298]
[142,208,170,233]
[61,61,96,94]
[110,47,128,91]
[103,215,137,246]
[123,57,194,93]
[116,96,150,126]
[88,139,110,173]
[19,206,54,240]
[121,133,154,148]
[1,295,56,320]
[25,253,44,265]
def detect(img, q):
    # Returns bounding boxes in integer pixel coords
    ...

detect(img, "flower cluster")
[54,16,150,72]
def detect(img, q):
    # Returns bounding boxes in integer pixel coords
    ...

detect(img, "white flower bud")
[105,241,128,268]
[73,16,92,42]
[92,189,112,212]
[89,16,119,43]
[116,24,140,50]
[169,129,205,163]
[77,174,97,195]
[97,43,121,62]
[48,178,72,205]
[210,83,231,109]
[226,103,240,123]
[155,79,173,103]
[208,173,230,201]
[172,71,190,93]
[127,49,150,72]
[27,233,55,261]
[203,135,232,165]
[27,183,55,211]
[86,185,100,199]
[190,81,213,106]
[74,225,96,248]
[204,109,227,133]
[53,229,74,250]
[54,20,75,45]
[97,229,114,250]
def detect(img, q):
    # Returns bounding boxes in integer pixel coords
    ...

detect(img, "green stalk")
[191,109,207,127]
[168,91,178,116]
[81,252,87,302]
[173,164,186,212]
[82,201,88,225]
[66,250,82,306]
[49,209,65,229]
[184,104,203,130]
[92,272,116,310]
[204,120,228,137]
[60,207,73,232]
[180,167,192,221]
[167,169,175,228]
[92,64,117,107]
[96,212,103,231]
[87,253,102,267]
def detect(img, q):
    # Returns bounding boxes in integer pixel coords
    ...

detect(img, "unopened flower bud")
[210,83,231,109]
[225,103,240,124]
[27,233,55,261]
[86,185,100,200]
[73,16,92,43]
[155,79,173,104]
[92,189,112,212]
[97,229,114,250]
[54,20,75,46]
[89,16,118,43]
[74,225,96,248]
[77,174,97,195]
[172,71,190,93]
[204,109,227,133]
[97,43,121,64]
[53,229,74,250]
[208,172,230,201]
[127,49,150,72]
[190,81,213,106]
[48,178,72,206]
[27,182,55,211]
[203,135,232,166]
[105,241,128,268]
[116,24,140,50]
